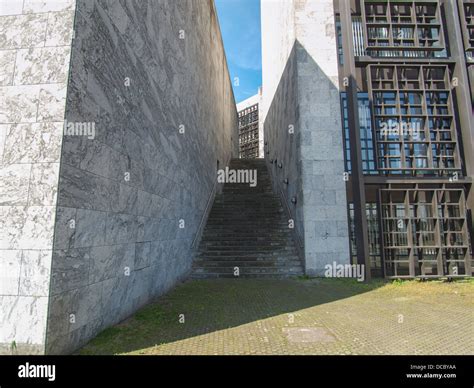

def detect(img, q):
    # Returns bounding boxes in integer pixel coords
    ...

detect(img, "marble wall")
[0,0,237,355]
[0,0,76,354]
[262,0,350,275]
[45,0,237,354]
[295,0,350,275]
[263,43,305,262]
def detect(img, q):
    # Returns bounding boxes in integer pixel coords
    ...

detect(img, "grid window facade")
[362,0,447,58]
[341,93,377,174]
[368,64,462,175]
[337,0,473,279]
[238,104,259,159]
[380,188,471,278]
[459,0,474,59]
[349,203,382,273]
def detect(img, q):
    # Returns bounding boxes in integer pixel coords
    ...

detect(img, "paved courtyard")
[79,278,474,355]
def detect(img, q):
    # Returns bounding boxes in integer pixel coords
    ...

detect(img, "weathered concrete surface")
[262,0,350,275]
[44,0,238,354]
[0,0,76,355]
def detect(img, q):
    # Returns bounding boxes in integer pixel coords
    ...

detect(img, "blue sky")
[215,0,262,103]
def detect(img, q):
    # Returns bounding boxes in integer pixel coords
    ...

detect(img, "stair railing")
[191,154,233,250]
[191,179,218,250]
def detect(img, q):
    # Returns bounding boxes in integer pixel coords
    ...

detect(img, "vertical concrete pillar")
[261,0,350,275]
[294,0,351,275]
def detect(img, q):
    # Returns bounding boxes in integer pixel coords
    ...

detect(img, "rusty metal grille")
[380,186,472,278]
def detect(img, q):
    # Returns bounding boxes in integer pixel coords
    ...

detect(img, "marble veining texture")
[0,295,49,347]
[1,0,238,355]
[0,0,75,354]
[13,46,71,85]
[3,122,63,164]
[46,0,238,354]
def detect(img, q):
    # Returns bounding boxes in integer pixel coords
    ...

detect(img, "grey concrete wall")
[44,0,237,354]
[260,0,295,124]
[263,44,304,260]
[295,0,350,275]
[0,0,76,355]
[262,0,350,275]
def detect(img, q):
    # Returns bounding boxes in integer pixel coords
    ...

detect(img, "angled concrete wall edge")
[42,0,238,354]
[262,0,351,276]
[263,42,305,268]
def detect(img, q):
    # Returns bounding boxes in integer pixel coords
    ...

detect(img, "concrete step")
[204,221,290,226]
[211,204,282,208]
[197,249,296,260]
[202,234,292,239]
[193,158,303,279]
[201,234,292,238]
[200,241,290,247]
[198,246,296,253]
[193,267,303,278]
[193,260,302,267]
[189,273,302,279]
[200,241,291,246]
[191,267,304,276]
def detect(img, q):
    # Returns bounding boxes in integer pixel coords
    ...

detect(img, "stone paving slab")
[78,278,474,355]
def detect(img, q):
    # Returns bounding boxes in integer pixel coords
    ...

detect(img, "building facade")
[237,90,263,159]
[1,0,473,356]
[261,0,473,280]
[334,0,474,279]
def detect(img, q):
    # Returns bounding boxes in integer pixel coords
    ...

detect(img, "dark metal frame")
[335,0,474,279]
[458,0,474,58]
[238,103,259,159]
[380,185,471,278]
[340,0,372,281]
[362,0,447,58]
[367,63,462,175]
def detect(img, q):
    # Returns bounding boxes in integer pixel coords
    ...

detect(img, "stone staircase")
[192,158,304,278]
